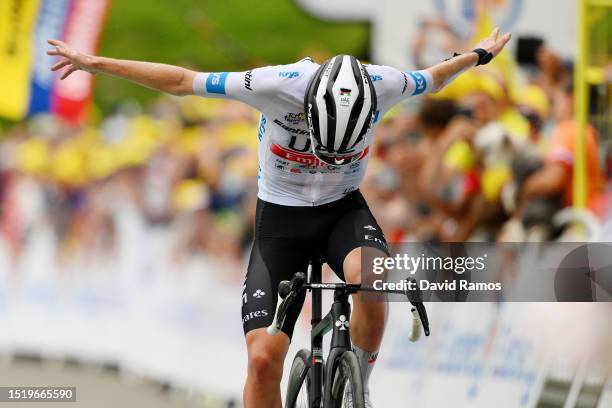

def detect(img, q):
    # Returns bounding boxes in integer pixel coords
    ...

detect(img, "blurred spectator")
[0,35,609,278]
[521,82,603,214]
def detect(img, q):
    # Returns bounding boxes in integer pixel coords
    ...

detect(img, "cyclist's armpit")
[192,66,279,110]
[366,65,434,111]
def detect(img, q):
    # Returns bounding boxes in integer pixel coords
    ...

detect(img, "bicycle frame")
[306,256,359,407]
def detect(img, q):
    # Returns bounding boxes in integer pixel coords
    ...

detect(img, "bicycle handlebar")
[267,272,430,338]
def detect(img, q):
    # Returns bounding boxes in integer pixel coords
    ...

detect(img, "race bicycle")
[267,254,430,408]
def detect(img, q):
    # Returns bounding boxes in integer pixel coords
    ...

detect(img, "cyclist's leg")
[242,234,308,408]
[244,328,289,408]
[342,247,388,351]
[326,192,389,394]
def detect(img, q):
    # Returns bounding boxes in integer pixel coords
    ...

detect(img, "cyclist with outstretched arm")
[48,28,510,408]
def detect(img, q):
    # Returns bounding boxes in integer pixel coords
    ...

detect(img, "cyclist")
[48,27,510,408]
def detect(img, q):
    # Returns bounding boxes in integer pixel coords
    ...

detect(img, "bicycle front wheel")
[330,350,365,408]
[285,349,312,408]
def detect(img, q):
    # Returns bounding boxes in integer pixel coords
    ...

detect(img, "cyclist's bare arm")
[425,27,511,92]
[48,27,509,98]
[47,39,196,96]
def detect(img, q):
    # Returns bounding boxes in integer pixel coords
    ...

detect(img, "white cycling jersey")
[193,58,433,206]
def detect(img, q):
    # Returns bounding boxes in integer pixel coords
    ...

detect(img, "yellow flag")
[0,0,40,120]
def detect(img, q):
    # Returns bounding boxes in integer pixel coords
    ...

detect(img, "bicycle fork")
[309,257,324,407]
[323,290,352,406]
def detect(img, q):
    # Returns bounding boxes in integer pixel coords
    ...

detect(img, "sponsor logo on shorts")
[242,309,269,324]
[206,72,228,94]
[364,234,388,250]
[370,74,383,82]
[253,289,266,299]
[364,225,377,231]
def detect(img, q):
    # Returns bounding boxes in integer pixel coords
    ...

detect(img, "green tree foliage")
[95,0,369,113]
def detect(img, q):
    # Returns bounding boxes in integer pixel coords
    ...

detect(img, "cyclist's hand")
[473,27,512,58]
[47,39,98,80]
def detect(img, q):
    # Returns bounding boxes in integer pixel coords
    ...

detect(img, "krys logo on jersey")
[206,72,228,95]
[279,71,300,78]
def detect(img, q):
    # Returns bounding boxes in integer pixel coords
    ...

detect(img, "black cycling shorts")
[241,190,389,340]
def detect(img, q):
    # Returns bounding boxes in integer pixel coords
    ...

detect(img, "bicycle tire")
[330,350,365,408]
[285,349,312,408]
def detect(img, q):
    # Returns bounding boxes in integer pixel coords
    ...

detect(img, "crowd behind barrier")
[1,40,610,272]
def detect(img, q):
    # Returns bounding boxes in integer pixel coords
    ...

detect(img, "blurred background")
[0,0,611,407]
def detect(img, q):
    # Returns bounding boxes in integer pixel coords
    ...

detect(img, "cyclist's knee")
[344,246,389,285]
[343,247,363,284]
[246,329,288,383]
[249,352,283,382]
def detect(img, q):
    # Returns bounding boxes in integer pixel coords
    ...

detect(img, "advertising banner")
[0,0,41,120]
[28,0,72,115]
[50,0,110,125]
[0,0,110,124]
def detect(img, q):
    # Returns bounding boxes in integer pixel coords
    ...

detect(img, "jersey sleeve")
[192,66,280,112]
[365,65,434,113]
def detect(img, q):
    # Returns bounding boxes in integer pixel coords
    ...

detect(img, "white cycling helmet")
[304,55,377,166]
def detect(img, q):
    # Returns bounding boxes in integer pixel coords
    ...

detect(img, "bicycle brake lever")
[290,272,306,291]
[268,273,307,336]
[414,302,430,336]
[278,280,291,298]
[267,292,291,336]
